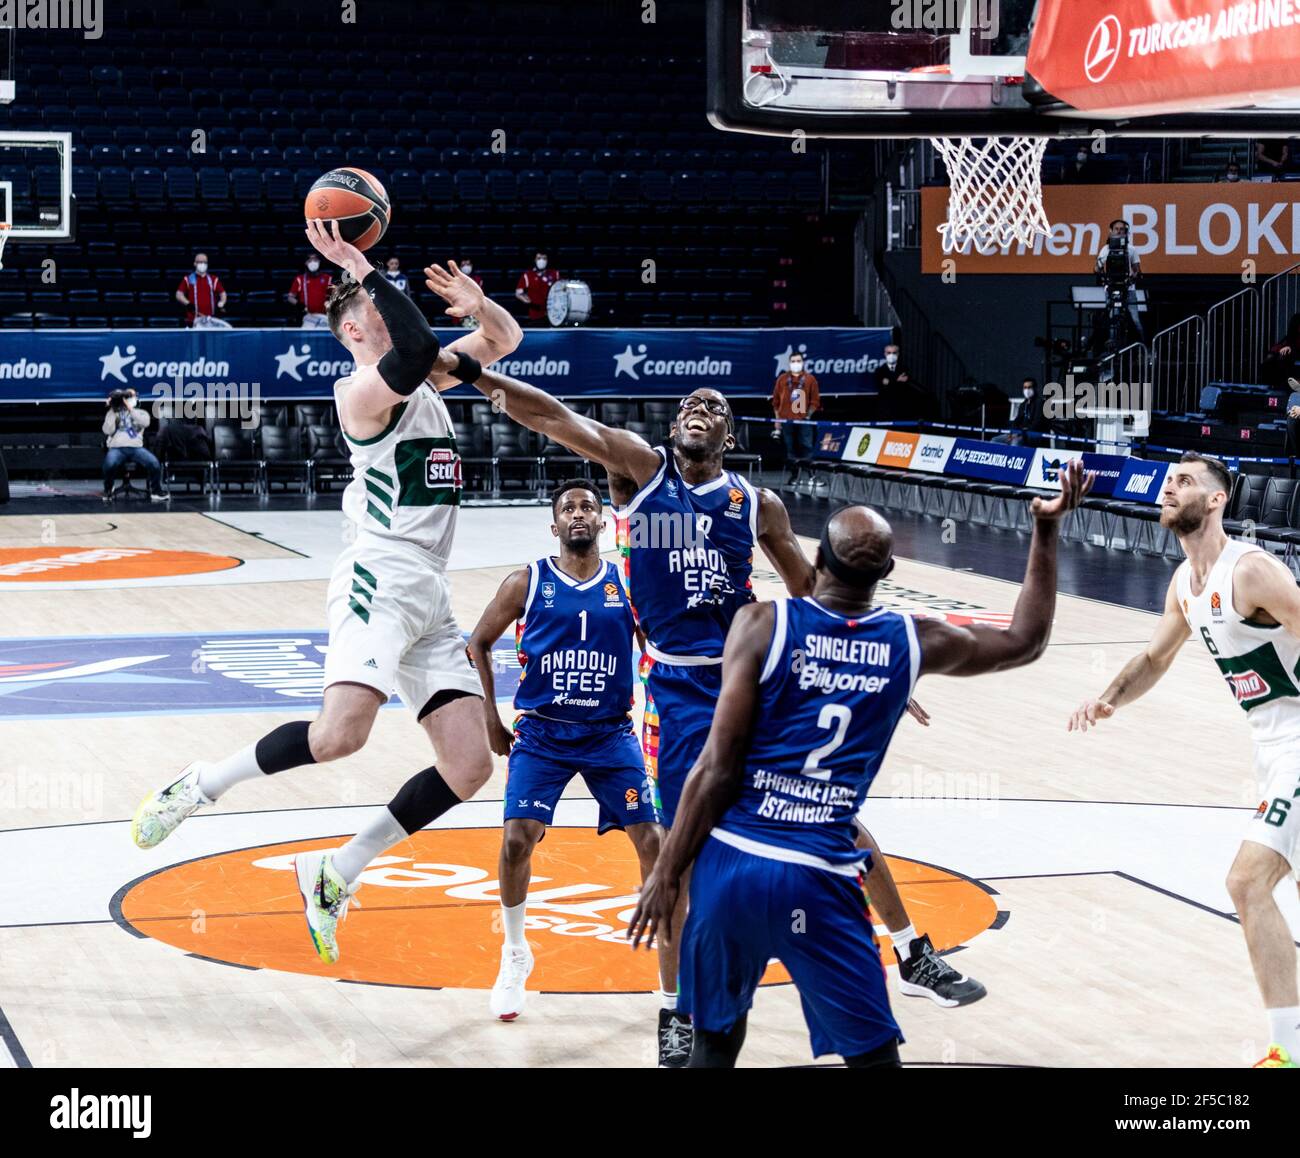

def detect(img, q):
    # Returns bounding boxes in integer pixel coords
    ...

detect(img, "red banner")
[1029,0,1300,115]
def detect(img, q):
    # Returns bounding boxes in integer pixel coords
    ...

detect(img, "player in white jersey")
[1069,452,1300,1068]
[131,221,524,966]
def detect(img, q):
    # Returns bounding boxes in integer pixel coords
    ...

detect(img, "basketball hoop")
[929,136,1051,252]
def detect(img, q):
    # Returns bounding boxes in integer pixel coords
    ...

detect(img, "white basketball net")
[929,136,1051,251]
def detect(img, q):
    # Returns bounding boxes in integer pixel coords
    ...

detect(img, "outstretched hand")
[425,260,485,319]
[1031,458,1094,521]
[1067,698,1115,733]
[305,218,371,282]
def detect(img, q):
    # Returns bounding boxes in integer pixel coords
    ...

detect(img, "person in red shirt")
[288,254,334,329]
[515,250,559,325]
[175,252,227,327]
[771,351,821,480]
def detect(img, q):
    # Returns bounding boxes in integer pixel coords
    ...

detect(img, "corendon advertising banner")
[921,183,1300,274]
[1029,0,1300,116]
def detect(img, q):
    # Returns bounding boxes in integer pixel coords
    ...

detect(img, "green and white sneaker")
[293,850,361,965]
[131,763,213,849]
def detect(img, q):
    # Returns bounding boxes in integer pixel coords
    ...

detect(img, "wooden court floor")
[0,509,1296,1068]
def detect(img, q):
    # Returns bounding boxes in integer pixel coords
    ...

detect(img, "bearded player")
[132,225,523,967]
[1069,452,1300,1069]
[445,354,985,1062]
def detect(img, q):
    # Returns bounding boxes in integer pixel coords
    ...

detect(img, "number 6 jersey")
[713,597,920,870]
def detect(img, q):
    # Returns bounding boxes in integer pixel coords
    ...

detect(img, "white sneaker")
[489,945,534,1021]
[293,850,361,965]
[131,763,213,849]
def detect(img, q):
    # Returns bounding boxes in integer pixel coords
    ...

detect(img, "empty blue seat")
[164,166,196,203]
[230,168,263,203]
[132,167,166,202]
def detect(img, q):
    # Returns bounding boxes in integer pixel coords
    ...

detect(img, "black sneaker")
[658,1008,693,1068]
[896,934,987,1007]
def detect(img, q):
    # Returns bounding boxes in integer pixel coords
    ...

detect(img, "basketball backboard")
[0,132,75,242]
[707,0,1300,138]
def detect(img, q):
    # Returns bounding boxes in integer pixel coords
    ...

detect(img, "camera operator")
[102,389,166,503]
[1094,219,1143,351]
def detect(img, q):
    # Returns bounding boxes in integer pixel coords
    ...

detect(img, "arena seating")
[2,1,859,330]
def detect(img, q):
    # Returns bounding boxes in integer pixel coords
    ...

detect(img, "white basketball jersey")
[335,379,462,560]
[1176,539,1300,745]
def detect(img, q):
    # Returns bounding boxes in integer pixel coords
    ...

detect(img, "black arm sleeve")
[362,270,441,396]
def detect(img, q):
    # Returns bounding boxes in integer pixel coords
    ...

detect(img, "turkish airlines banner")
[1030,0,1300,115]
[921,183,1300,274]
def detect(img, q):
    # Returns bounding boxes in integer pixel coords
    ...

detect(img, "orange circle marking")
[0,547,242,582]
[119,829,998,992]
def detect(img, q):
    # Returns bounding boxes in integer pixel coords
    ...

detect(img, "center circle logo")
[1085,15,1123,84]
[116,827,998,991]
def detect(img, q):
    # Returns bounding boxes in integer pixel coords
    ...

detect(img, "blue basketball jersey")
[514,557,636,723]
[714,597,920,866]
[620,446,757,661]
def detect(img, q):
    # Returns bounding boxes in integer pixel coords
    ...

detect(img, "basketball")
[303,167,391,251]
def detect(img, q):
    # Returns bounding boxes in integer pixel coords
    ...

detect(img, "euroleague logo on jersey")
[115,826,998,992]
[603,581,622,607]
[725,487,745,520]
[1210,591,1223,619]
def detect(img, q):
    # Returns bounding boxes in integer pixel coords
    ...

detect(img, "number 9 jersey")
[713,597,920,871]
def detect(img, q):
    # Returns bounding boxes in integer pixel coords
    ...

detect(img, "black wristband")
[451,353,483,384]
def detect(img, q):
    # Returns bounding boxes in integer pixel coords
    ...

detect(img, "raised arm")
[466,567,530,758]
[918,459,1091,678]
[423,261,523,387]
[628,600,772,949]
[465,366,663,490]
[757,488,815,596]
[1067,575,1189,732]
[303,220,458,435]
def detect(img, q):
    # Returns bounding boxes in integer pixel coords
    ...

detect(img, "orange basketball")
[304,167,391,251]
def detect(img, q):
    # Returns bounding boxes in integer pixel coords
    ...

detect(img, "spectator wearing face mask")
[1220,160,1243,183]
[515,250,559,325]
[876,343,935,421]
[102,388,166,502]
[383,256,411,296]
[1063,145,1102,184]
[288,254,333,329]
[772,352,822,479]
[175,252,227,327]
[992,378,1051,447]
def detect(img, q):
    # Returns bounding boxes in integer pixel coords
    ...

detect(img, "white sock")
[890,923,918,961]
[331,807,408,885]
[501,901,527,949]
[196,744,263,801]
[1267,1006,1300,1056]
[660,990,677,1011]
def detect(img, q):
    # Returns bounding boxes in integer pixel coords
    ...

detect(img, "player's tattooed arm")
[918,459,1092,679]
[1069,576,1188,732]
[756,488,815,596]
[466,568,530,758]
[466,367,663,489]
[629,602,771,951]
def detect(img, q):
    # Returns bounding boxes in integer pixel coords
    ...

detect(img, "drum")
[546,279,592,326]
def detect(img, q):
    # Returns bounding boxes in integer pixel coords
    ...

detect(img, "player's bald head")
[818,506,894,591]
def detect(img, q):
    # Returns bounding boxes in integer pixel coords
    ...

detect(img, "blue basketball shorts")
[679,836,903,1060]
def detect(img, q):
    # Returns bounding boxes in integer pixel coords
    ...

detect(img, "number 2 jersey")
[514,556,636,724]
[712,597,920,870]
